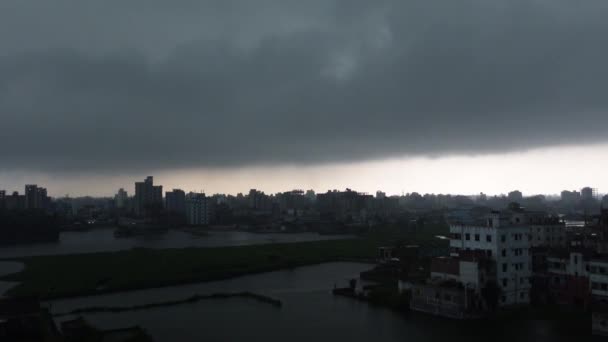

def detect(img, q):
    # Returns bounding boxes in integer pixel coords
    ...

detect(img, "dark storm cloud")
[1,0,608,172]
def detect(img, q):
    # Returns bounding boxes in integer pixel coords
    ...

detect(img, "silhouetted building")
[166,189,186,214]
[305,190,316,202]
[4,192,25,210]
[24,185,49,210]
[317,189,373,222]
[508,190,523,203]
[0,190,5,209]
[114,188,128,209]
[561,190,581,203]
[134,176,163,217]
[582,187,597,201]
[186,192,210,226]
[276,190,308,212]
[247,189,272,211]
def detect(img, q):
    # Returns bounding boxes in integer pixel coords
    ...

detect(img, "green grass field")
[1,229,448,299]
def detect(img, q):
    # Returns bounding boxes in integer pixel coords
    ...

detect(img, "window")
[520,292,525,299]
[602,284,608,291]
[475,234,480,241]
[502,263,508,272]
[486,235,492,242]
[520,278,524,284]
[465,234,471,241]
[502,279,508,287]
[501,235,506,243]
[502,249,507,257]
[454,233,462,239]
[592,282,600,290]
[501,296,506,303]
[486,250,492,257]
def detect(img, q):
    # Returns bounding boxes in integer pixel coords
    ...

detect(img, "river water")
[47,262,590,342]
[0,261,24,298]
[0,228,354,258]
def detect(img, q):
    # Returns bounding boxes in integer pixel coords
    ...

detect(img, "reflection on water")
[0,261,24,297]
[0,229,354,258]
[48,263,587,342]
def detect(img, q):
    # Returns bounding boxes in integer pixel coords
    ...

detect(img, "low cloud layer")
[1,0,608,172]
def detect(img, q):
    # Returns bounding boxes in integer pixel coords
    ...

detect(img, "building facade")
[449,212,532,306]
[23,185,49,210]
[186,193,210,226]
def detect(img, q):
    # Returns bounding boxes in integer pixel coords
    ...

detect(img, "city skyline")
[2,143,608,197]
[1,1,607,339]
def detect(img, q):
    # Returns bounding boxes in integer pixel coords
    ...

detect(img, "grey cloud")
[1,0,608,172]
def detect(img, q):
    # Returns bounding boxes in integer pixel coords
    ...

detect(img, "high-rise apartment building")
[134,176,163,217]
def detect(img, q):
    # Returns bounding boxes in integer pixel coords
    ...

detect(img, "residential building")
[247,189,272,211]
[114,188,128,209]
[449,211,532,306]
[544,249,590,307]
[582,187,597,201]
[586,256,608,336]
[527,213,567,248]
[166,189,186,214]
[316,189,373,223]
[134,177,163,217]
[409,278,480,319]
[561,190,581,203]
[186,192,210,226]
[24,185,49,210]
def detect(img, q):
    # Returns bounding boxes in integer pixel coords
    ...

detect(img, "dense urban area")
[1,178,607,339]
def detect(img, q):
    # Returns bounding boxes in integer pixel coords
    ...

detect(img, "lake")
[48,262,591,342]
[0,228,354,258]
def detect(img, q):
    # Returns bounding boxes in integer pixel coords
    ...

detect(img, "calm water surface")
[0,229,354,258]
[48,263,590,342]
[0,261,24,297]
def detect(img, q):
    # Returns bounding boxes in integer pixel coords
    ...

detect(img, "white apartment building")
[449,212,532,306]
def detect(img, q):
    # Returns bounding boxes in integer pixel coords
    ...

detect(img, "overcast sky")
[1,0,608,196]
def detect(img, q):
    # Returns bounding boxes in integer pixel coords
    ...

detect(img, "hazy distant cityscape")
[1,177,606,231]
[2,178,608,338]
[3,0,608,339]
